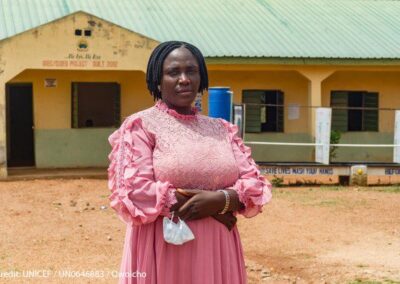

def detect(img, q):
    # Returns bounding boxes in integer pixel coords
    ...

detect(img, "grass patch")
[272,187,375,209]
[315,199,339,207]
[348,279,400,284]
[383,279,400,284]
[278,185,400,193]
[348,279,381,284]
[320,186,346,191]
[294,252,314,259]
[366,187,400,193]
[273,189,346,207]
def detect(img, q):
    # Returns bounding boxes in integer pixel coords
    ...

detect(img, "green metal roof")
[1,0,400,59]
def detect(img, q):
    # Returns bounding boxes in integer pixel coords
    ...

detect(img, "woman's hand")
[173,189,238,230]
[212,212,237,231]
[176,189,225,221]
[169,191,191,213]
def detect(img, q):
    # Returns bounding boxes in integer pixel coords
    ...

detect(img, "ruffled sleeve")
[108,115,177,225]
[219,119,272,218]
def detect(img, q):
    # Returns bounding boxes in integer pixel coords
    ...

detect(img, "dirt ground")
[0,179,399,284]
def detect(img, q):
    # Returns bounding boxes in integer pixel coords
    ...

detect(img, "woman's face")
[160,47,200,110]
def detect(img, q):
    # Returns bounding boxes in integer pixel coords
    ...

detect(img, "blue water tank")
[208,87,232,121]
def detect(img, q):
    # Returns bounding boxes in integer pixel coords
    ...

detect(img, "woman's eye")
[168,70,179,76]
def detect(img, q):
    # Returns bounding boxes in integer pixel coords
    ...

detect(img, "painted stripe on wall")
[35,128,116,168]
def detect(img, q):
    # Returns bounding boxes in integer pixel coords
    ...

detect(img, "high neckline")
[155,100,198,120]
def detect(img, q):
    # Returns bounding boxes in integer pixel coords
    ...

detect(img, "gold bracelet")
[177,188,191,197]
[218,190,230,214]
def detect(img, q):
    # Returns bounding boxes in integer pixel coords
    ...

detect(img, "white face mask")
[163,212,195,245]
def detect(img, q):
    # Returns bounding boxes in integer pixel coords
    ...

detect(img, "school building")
[1,0,400,178]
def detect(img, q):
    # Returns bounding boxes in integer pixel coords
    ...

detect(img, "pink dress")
[108,100,272,284]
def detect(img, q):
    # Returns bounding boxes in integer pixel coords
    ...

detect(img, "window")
[331,91,378,131]
[242,90,284,133]
[71,83,121,128]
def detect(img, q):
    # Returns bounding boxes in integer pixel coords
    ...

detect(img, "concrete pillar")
[297,69,334,139]
[307,78,322,138]
[0,80,7,178]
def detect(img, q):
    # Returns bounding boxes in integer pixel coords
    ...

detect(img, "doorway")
[6,83,35,167]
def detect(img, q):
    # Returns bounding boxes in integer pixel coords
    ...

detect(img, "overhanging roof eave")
[205,56,400,66]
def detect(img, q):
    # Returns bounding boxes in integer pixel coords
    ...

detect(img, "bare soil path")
[0,180,399,283]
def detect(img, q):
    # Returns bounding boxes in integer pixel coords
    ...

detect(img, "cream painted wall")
[0,11,161,129]
[0,12,159,83]
[9,70,151,129]
[322,71,400,132]
[208,70,309,133]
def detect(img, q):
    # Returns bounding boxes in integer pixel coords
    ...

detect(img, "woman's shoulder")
[197,114,234,130]
[110,112,148,144]
[197,113,224,125]
[196,115,237,140]
[121,106,158,128]
[109,107,156,146]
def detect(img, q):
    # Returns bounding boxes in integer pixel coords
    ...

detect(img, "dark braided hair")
[146,41,209,101]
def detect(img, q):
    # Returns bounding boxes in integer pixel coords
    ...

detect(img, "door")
[6,84,35,167]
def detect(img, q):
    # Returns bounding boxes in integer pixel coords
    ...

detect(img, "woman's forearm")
[172,188,245,221]
[224,189,245,213]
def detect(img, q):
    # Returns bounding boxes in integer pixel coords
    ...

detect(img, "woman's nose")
[178,73,190,84]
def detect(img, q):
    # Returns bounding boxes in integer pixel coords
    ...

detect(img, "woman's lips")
[176,90,193,96]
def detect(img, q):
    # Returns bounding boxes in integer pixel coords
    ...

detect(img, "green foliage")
[365,186,400,193]
[271,176,284,187]
[320,186,345,191]
[348,279,399,284]
[330,130,341,160]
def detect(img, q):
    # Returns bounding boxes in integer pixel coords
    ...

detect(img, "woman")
[108,41,272,284]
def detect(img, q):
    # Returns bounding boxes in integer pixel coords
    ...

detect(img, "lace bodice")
[138,100,240,190]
